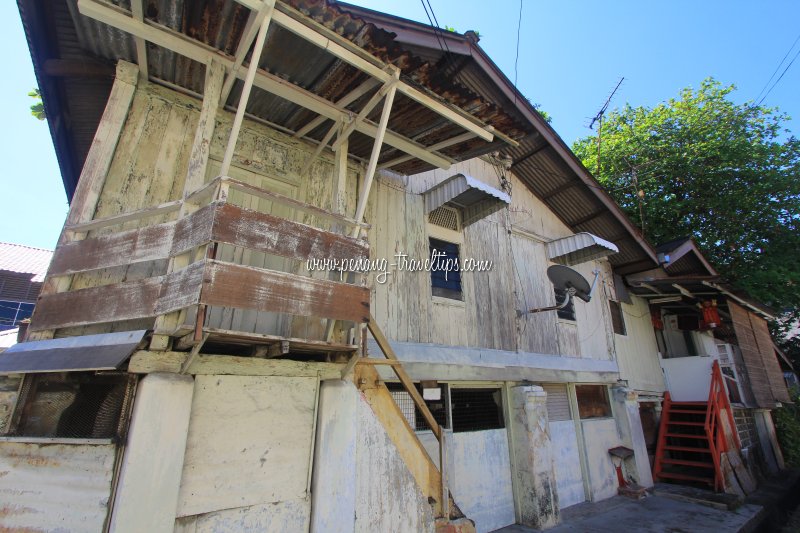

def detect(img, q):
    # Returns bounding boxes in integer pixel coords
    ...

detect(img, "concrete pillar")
[753,409,784,473]
[110,373,195,533]
[509,385,559,530]
[611,385,653,487]
[310,380,358,533]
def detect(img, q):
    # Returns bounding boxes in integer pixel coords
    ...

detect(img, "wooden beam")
[65,199,181,233]
[367,314,441,441]
[219,5,273,177]
[351,79,397,236]
[541,179,580,200]
[130,0,148,77]
[28,61,139,340]
[378,132,475,169]
[179,333,209,374]
[268,5,494,143]
[210,202,369,264]
[510,142,549,169]
[201,260,370,323]
[293,78,381,139]
[299,120,339,178]
[128,350,345,379]
[220,0,276,104]
[331,75,398,151]
[568,208,606,227]
[76,0,453,169]
[356,358,402,366]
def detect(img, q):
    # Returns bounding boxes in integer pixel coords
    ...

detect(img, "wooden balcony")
[31,177,370,355]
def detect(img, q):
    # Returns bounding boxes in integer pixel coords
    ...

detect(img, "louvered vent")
[542,383,572,421]
[428,205,460,231]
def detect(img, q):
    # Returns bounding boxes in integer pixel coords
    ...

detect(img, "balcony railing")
[31,176,370,354]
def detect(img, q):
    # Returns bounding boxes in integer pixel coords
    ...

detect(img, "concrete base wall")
[310,380,435,533]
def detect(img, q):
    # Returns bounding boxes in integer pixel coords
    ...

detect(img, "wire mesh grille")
[450,388,504,433]
[387,382,448,431]
[15,373,134,439]
[428,206,460,231]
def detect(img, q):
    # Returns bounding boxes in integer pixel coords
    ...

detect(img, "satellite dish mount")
[519,265,600,315]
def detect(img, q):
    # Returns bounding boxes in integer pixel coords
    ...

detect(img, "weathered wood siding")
[368,158,618,357]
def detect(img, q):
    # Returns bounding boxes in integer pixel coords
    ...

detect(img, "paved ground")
[492,493,763,533]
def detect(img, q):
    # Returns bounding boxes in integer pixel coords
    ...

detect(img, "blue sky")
[2,1,799,249]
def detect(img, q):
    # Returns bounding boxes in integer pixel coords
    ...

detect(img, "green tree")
[572,78,800,337]
[29,88,45,120]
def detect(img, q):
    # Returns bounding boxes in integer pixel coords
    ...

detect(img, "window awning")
[423,173,511,226]
[0,330,147,374]
[546,233,619,266]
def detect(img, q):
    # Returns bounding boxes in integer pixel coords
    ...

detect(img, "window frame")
[575,384,613,420]
[609,300,627,336]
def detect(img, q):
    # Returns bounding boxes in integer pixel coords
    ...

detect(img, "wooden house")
[0,1,788,531]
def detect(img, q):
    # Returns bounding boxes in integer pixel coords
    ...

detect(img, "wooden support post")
[293,78,380,139]
[299,120,340,178]
[331,77,397,151]
[367,314,441,441]
[28,61,139,341]
[130,0,148,78]
[220,0,276,104]
[220,9,273,178]
[150,60,225,350]
[350,73,397,238]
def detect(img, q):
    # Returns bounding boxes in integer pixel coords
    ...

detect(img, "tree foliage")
[28,88,45,120]
[572,78,800,339]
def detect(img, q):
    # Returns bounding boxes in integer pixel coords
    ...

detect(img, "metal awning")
[546,232,619,266]
[423,173,511,226]
[0,330,147,374]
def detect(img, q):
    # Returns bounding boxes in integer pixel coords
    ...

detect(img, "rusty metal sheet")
[201,260,369,323]
[0,441,116,531]
[0,330,146,374]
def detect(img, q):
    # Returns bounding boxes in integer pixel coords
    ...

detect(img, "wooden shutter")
[542,383,572,421]
[728,301,789,407]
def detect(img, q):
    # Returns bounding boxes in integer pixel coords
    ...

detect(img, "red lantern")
[651,310,663,330]
[701,300,720,329]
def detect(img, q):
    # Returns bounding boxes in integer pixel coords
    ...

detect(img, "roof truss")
[76,0,506,170]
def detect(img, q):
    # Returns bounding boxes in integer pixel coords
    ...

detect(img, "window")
[9,373,135,439]
[554,287,576,321]
[542,383,572,421]
[429,237,462,300]
[575,385,612,419]
[0,300,35,330]
[450,388,504,432]
[609,300,626,335]
[387,382,448,431]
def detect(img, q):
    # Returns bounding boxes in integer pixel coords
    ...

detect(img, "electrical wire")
[754,31,800,104]
[514,0,522,106]
[757,44,800,106]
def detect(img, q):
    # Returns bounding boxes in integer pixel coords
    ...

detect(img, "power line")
[514,0,523,106]
[754,31,800,103]
[757,45,800,106]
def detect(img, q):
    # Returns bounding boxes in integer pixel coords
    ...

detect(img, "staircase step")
[657,471,714,484]
[671,401,708,406]
[664,445,711,453]
[667,421,705,426]
[670,409,708,415]
[666,433,708,440]
[661,458,715,468]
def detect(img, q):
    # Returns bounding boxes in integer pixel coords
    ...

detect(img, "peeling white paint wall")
[448,429,515,533]
[614,295,666,393]
[311,380,435,533]
[0,441,115,532]
[581,418,623,501]
[550,421,584,508]
[175,375,318,531]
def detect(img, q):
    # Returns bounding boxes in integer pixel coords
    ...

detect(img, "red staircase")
[653,361,740,492]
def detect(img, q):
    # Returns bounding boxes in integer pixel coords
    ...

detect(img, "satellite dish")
[547,265,592,303]
[518,265,599,316]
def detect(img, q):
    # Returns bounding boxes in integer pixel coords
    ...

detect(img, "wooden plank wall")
[371,158,618,357]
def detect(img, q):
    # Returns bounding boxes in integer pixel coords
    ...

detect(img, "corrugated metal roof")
[423,173,510,226]
[0,242,53,282]
[546,233,618,266]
